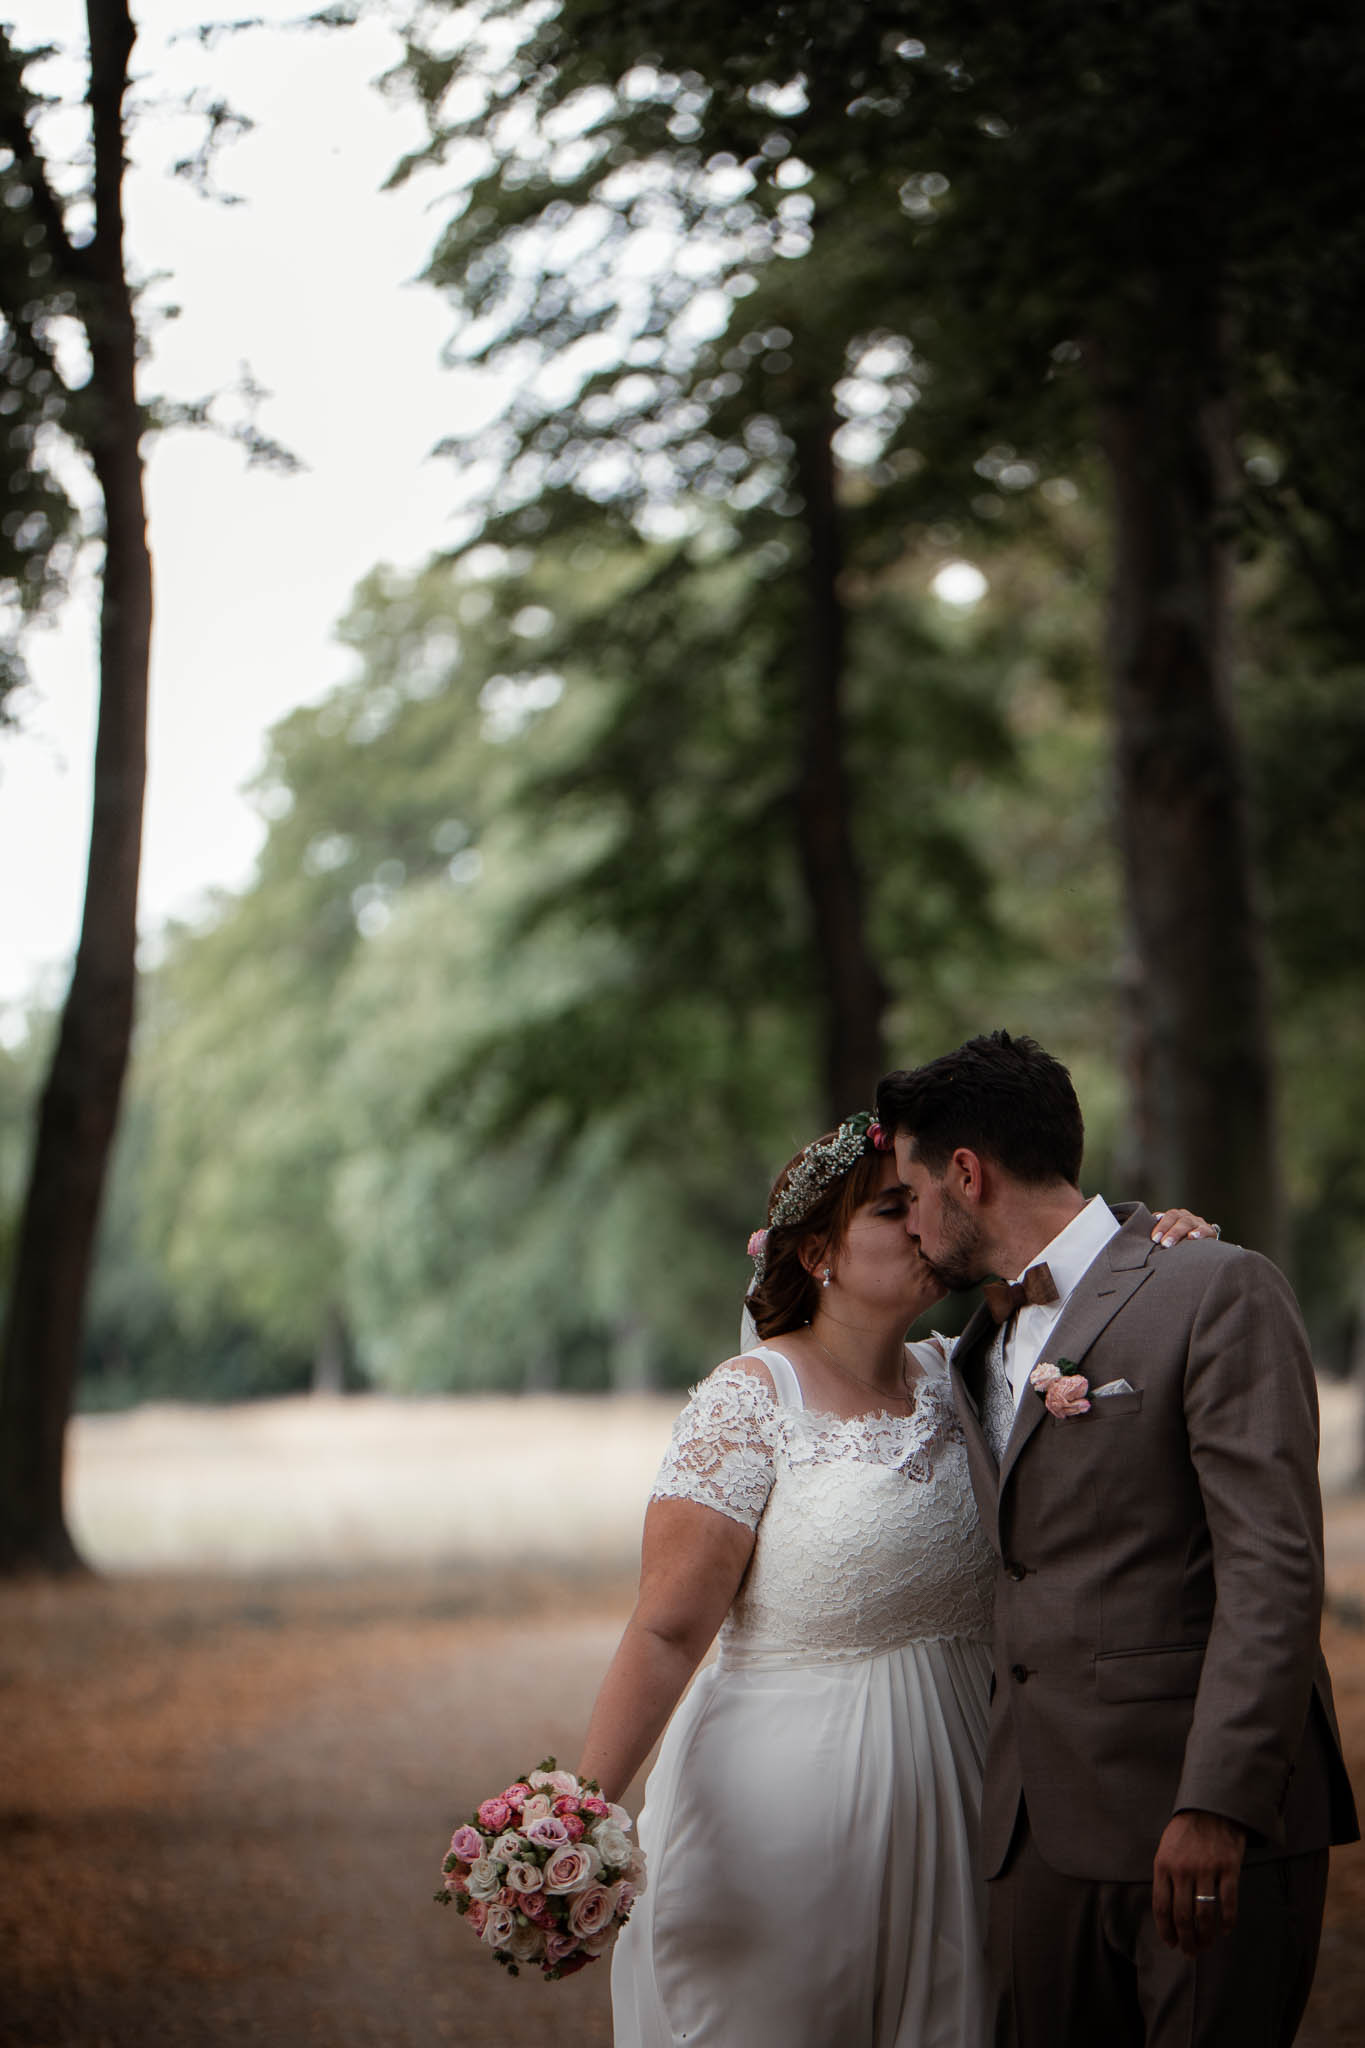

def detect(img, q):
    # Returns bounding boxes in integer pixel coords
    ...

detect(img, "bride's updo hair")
[747,1133,889,1340]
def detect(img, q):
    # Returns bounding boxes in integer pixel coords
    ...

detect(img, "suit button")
[1006,1562,1027,1582]
[1011,1663,1029,1684]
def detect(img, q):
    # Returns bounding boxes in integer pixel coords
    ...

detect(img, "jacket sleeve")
[1173,1248,1323,1840]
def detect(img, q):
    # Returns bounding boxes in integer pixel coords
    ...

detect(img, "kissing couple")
[573,1029,1358,2047]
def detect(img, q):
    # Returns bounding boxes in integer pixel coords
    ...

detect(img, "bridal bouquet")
[436,1758,645,1979]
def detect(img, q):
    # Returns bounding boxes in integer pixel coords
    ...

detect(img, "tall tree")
[496,0,1365,1257]
[394,31,960,1119]
[0,2,150,1572]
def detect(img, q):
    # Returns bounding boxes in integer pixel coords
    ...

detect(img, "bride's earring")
[821,1267,831,1288]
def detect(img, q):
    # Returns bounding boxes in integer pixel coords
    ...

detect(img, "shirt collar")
[1014,1193,1120,1308]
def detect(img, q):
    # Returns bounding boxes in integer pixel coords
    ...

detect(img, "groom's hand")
[1152,1808,1247,1955]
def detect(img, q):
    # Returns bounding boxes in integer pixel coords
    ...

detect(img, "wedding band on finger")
[1194,1894,1217,1904]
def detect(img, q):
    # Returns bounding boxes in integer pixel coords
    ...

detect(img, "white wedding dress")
[611,1339,998,2047]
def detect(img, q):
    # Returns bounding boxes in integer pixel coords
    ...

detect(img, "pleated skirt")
[611,1635,992,2047]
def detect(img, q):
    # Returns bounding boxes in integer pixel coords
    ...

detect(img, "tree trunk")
[0,0,149,1573]
[311,1302,347,1396]
[790,403,888,1127]
[1090,285,1283,1260]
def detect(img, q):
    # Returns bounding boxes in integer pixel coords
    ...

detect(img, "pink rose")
[560,1815,586,1841]
[518,1792,552,1824]
[505,1860,544,1895]
[580,1795,609,1818]
[542,1842,602,1895]
[544,1930,580,1968]
[464,1899,488,1937]
[450,1824,485,1863]
[546,1770,580,1797]
[503,1782,531,1808]
[527,1770,556,1790]
[477,1797,512,1832]
[551,1794,581,1817]
[1045,1374,1091,1419]
[522,1892,555,1927]
[615,1881,638,1919]
[442,1871,467,1896]
[522,1814,569,1850]
[481,1903,516,1949]
[567,1882,616,1940]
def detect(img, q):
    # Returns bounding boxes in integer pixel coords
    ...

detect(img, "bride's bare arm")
[578,1497,755,1804]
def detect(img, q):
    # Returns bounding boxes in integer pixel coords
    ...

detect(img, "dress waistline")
[715,1630,991,1676]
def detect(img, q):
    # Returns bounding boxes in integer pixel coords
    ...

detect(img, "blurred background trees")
[3,0,1365,1458]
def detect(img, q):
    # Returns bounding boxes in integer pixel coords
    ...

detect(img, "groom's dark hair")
[876,1030,1084,1186]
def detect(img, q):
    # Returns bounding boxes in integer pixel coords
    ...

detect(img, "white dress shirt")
[1000,1194,1122,1408]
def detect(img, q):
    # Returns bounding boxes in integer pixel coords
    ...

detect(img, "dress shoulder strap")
[737,1343,805,1411]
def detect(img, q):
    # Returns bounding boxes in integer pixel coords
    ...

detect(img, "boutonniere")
[1029,1358,1091,1418]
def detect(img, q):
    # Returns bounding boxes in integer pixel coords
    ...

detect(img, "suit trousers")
[988,1806,1329,2048]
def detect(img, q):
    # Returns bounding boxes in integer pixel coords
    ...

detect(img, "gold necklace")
[807,1327,918,1405]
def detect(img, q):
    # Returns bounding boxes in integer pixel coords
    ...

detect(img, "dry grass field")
[1,1390,1362,2047]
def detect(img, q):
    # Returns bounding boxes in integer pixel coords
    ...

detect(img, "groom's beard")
[921,1185,991,1293]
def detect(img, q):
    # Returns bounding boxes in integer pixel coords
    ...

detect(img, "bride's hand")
[1150,1207,1221,1248]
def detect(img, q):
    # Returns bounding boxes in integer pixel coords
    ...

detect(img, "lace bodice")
[652,1343,995,1667]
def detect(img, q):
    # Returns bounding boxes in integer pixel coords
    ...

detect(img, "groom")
[876,1031,1357,2048]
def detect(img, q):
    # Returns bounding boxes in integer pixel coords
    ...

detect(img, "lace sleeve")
[650,1363,779,1530]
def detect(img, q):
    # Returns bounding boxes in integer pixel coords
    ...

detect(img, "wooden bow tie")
[982,1262,1059,1324]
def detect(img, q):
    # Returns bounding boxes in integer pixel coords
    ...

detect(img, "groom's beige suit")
[950,1201,1358,2045]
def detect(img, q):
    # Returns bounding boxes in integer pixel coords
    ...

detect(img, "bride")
[578,1111,1214,2046]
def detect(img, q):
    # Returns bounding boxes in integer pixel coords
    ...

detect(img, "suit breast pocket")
[1088,1389,1143,1418]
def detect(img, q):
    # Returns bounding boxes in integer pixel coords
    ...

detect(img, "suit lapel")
[950,1302,1004,1552]
[996,1204,1157,1498]
[950,1301,996,1418]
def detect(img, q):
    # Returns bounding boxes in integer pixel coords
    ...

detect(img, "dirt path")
[0,1570,637,2046]
[3,1533,1364,2046]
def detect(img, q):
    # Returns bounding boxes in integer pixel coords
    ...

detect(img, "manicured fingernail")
[1162,1234,1175,1247]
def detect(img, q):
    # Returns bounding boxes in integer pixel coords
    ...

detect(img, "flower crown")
[747,1110,891,1280]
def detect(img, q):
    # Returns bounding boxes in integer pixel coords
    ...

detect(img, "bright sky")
[0,0,490,1030]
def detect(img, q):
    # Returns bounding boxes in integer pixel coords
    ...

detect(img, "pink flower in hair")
[868,1118,891,1153]
[747,1228,769,1258]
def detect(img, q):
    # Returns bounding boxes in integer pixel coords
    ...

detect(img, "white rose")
[624,1845,648,1895]
[504,1860,544,1895]
[518,1792,553,1823]
[546,1769,581,1797]
[481,1903,516,1949]
[527,1769,556,1790]
[465,1857,504,1902]
[505,1918,547,1963]
[589,1820,631,1869]
[490,1831,524,1864]
[606,1802,634,1834]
